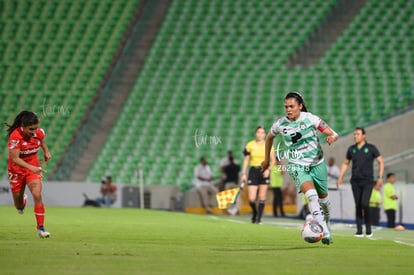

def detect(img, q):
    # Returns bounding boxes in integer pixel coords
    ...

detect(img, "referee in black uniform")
[337,127,384,238]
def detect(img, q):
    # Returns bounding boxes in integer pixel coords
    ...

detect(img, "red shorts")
[8,170,42,193]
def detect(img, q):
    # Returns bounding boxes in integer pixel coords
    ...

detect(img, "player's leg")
[302,182,332,245]
[311,161,333,243]
[247,168,259,223]
[248,185,258,223]
[8,172,27,213]
[27,179,50,238]
[300,182,322,220]
[311,161,330,225]
[293,163,332,245]
[288,164,324,225]
[256,183,268,224]
[12,187,27,214]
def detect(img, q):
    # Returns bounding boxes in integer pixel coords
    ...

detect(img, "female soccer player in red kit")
[6,110,51,238]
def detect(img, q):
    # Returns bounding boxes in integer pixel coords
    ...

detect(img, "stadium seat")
[0,0,140,179]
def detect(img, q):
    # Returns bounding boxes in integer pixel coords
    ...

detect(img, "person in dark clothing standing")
[223,156,240,185]
[223,156,241,215]
[337,127,384,238]
[270,158,285,217]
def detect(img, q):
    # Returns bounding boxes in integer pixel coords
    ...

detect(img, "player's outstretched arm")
[321,127,339,146]
[41,140,51,165]
[240,155,250,183]
[261,133,275,172]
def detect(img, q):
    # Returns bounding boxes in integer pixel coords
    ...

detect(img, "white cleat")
[17,194,28,215]
[38,229,51,238]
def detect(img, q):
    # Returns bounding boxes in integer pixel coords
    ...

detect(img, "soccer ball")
[301,219,324,243]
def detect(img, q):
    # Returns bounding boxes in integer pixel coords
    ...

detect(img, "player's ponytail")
[285,92,308,112]
[5,110,39,137]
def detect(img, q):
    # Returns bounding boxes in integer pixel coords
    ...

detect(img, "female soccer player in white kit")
[261,92,339,245]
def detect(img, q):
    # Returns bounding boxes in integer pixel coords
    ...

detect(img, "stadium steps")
[86,0,413,190]
[0,0,139,180]
[52,0,170,181]
[86,0,335,187]
[288,0,368,67]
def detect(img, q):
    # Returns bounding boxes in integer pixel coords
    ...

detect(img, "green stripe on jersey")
[272,112,324,166]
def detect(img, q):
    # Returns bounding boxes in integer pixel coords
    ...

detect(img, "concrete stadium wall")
[297,182,414,225]
[0,181,181,210]
[1,180,413,226]
[322,108,414,182]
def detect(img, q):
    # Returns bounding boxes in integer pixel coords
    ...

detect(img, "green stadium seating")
[87,0,341,188]
[5,0,409,189]
[0,0,139,179]
[89,0,412,190]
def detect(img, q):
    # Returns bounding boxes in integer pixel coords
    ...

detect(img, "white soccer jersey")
[270,112,327,166]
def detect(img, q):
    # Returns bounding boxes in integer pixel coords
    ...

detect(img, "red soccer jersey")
[8,127,45,173]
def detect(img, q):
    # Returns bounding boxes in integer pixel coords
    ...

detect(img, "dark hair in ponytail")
[5,110,39,137]
[284,92,308,112]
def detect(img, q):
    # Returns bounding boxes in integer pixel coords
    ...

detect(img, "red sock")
[34,204,45,229]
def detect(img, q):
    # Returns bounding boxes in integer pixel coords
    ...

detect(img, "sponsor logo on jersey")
[20,147,40,155]
[9,140,20,149]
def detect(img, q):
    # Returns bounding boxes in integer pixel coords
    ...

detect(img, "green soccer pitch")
[1,206,413,274]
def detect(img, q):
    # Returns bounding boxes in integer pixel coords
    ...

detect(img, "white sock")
[305,189,328,232]
[319,196,331,224]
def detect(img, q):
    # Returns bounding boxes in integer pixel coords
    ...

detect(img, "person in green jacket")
[383,173,398,228]
[369,183,382,226]
[270,158,285,217]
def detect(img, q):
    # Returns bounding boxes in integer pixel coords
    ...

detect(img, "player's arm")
[375,155,384,185]
[40,139,51,165]
[318,121,339,145]
[9,148,43,174]
[322,128,339,145]
[269,149,276,169]
[262,132,275,172]
[336,159,350,188]
[263,146,277,178]
[240,151,250,183]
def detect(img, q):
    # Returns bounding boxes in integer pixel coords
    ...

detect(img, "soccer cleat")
[17,194,28,215]
[38,227,50,238]
[321,231,333,245]
[354,233,364,238]
[251,213,257,224]
[365,233,373,238]
[321,223,333,245]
